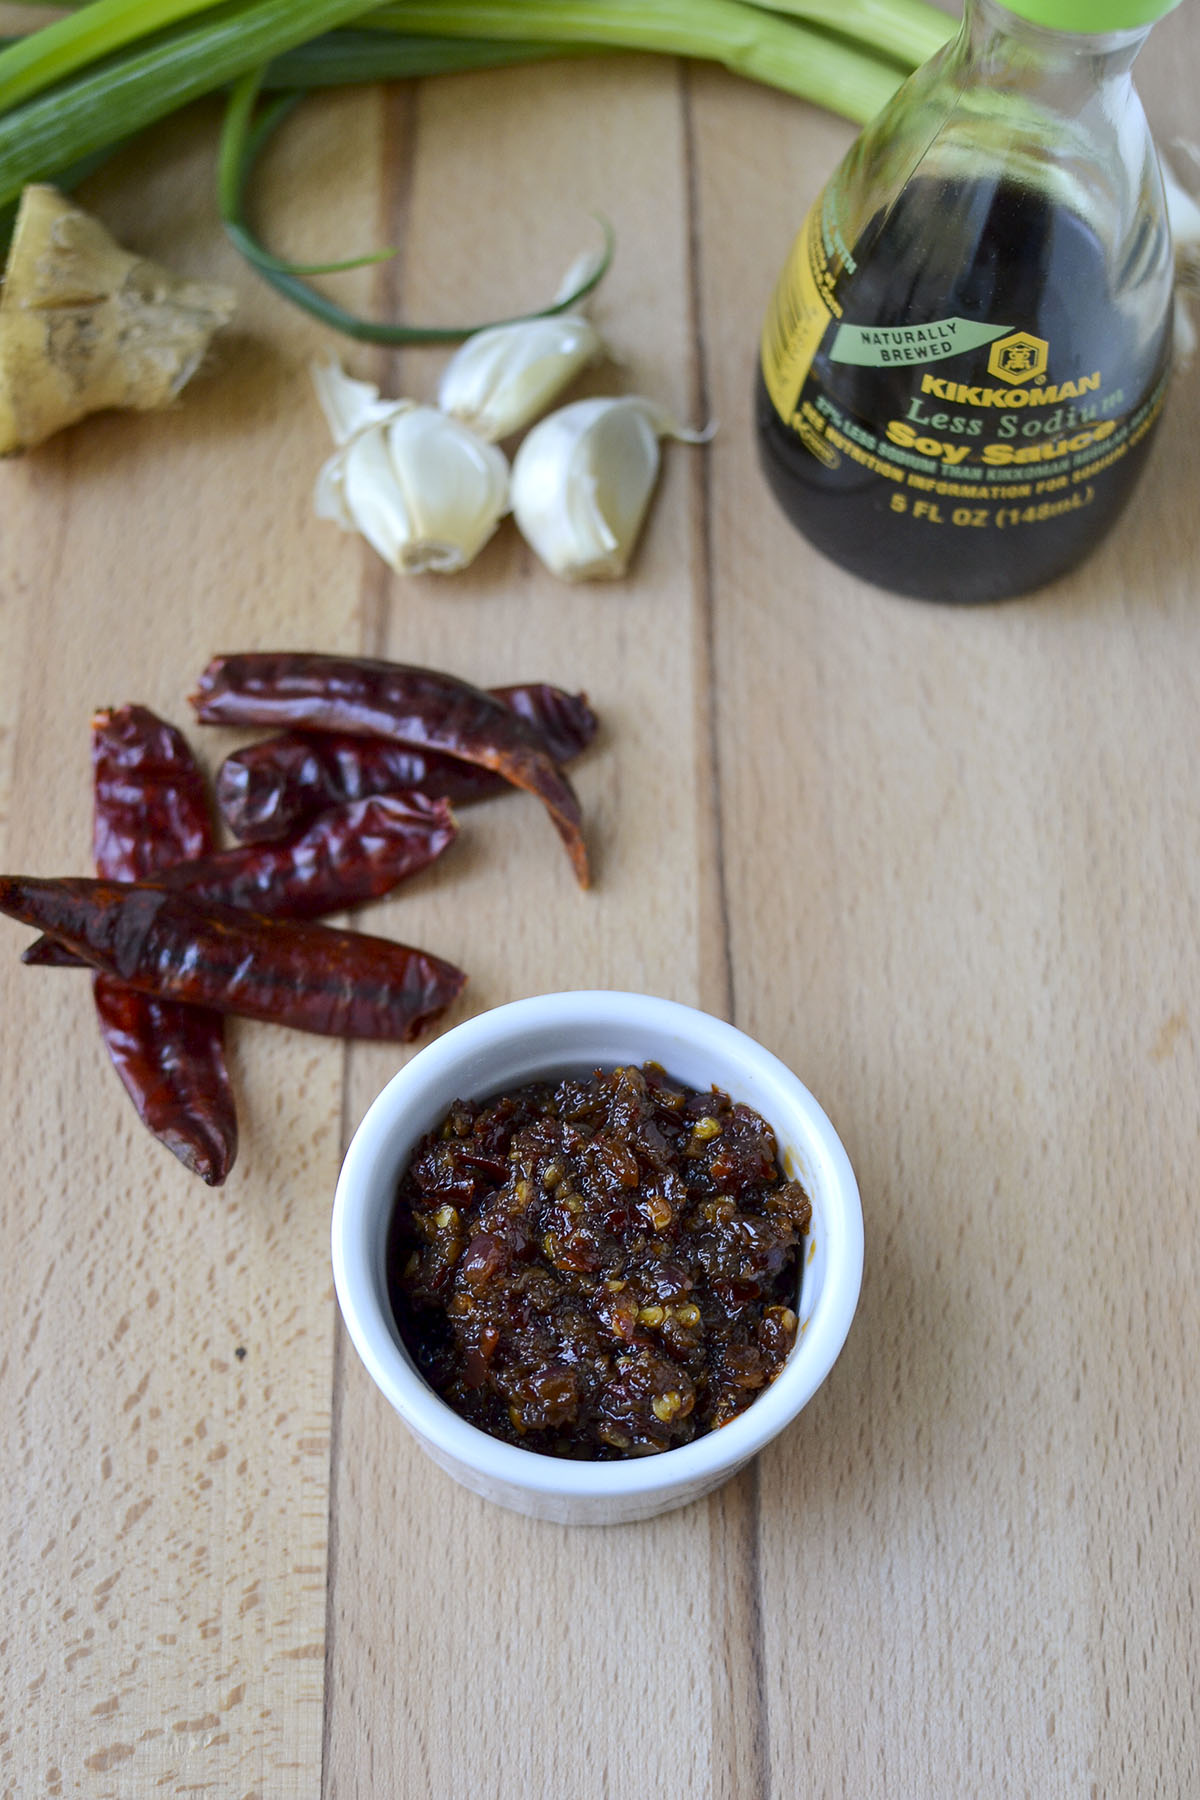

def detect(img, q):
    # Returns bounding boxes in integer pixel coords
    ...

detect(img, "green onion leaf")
[0,0,954,339]
[260,29,591,88]
[218,65,615,343]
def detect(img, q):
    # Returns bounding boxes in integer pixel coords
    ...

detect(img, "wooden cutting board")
[2,11,1197,1794]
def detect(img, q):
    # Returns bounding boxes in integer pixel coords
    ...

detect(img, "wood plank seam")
[682,56,771,1800]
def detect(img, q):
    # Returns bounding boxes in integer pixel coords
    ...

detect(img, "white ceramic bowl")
[332,991,863,1526]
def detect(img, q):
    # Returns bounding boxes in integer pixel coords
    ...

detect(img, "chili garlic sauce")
[387,1063,811,1459]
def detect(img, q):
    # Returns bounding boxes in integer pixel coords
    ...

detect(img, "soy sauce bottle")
[756,0,1180,602]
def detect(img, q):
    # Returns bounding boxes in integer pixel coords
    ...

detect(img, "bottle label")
[759,183,1169,543]
[760,201,838,424]
[828,318,1013,367]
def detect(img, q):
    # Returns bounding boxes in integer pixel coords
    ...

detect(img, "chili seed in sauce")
[386,1063,812,1460]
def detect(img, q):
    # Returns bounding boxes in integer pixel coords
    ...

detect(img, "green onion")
[261,28,589,87]
[740,0,952,69]
[365,0,916,120]
[0,0,957,341]
[218,67,615,340]
[0,0,386,212]
[0,0,229,114]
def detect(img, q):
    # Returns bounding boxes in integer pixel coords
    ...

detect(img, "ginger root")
[0,184,236,453]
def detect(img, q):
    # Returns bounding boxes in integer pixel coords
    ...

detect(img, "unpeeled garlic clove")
[313,369,510,575]
[1162,148,1200,280]
[311,356,406,445]
[1162,151,1200,367]
[510,396,707,580]
[437,312,604,441]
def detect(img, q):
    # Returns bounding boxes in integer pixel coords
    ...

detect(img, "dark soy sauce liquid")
[756,176,1170,603]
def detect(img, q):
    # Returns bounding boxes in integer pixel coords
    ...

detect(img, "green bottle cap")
[1000,0,1182,28]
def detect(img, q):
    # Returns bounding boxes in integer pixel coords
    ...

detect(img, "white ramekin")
[331,990,863,1526]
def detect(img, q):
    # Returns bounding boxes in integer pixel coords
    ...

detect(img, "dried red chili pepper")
[27,791,458,967]
[93,979,239,1184]
[21,935,79,965]
[216,735,498,845]
[0,876,467,1040]
[90,705,237,1186]
[93,702,213,872]
[167,790,457,915]
[495,685,598,767]
[190,655,589,886]
[216,683,597,845]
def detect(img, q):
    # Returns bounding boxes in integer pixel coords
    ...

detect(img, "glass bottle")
[756,0,1181,603]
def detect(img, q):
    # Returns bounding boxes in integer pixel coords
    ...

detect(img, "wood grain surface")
[1,8,1197,1796]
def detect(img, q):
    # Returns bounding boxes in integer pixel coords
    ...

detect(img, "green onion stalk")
[0,0,956,342]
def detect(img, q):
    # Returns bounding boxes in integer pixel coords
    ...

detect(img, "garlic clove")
[310,357,408,445]
[314,402,511,576]
[1162,149,1200,368]
[387,406,511,572]
[1162,149,1200,281]
[551,241,610,307]
[510,396,705,581]
[313,397,416,548]
[340,420,419,570]
[437,313,604,441]
[313,445,357,533]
